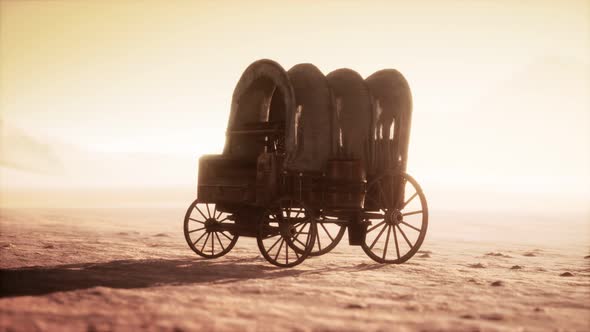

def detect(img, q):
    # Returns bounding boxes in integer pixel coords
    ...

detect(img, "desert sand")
[0,207,588,331]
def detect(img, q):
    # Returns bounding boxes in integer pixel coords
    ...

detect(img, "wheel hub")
[385,209,403,225]
[279,222,296,238]
[204,218,219,231]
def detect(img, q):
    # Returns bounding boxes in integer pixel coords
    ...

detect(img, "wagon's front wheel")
[257,197,317,267]
[361,172,428,264]
[183,199,238,259]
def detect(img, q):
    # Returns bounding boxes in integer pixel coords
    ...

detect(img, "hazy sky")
[1,0,589,201]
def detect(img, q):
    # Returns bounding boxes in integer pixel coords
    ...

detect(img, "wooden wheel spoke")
[285,203,292,219]
[402,210,423,217]
[367,220,385,233]
[369,224,388,250]
[292,223,307,242]
[319,222,334,242]
[396,224,413,249]
[205,203,212,219]
[285,240,289,264]
[267,235,283,253]
[402,191,419,209]
[193,231,208,246]
[316,227,322,250]
[211,231,215,253]
[194,206,208,220]
[383,225,391,260]
[274,238,285,261]
[215,232,225,251]
[189,217,205,224]
[393,224,400,259]
[189,227,206,233]
[200,232,211,252]
[294,237,306,247]
[220,231,233,241]
[400,221,421,232]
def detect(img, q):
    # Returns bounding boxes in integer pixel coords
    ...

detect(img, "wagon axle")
[204,218,224,232]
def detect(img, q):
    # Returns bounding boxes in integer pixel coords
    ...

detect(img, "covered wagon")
[183,59,428,267]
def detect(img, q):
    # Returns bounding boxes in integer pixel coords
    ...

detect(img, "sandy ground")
[0,207,588,332]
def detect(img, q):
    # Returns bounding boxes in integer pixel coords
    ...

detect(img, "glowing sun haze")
[1,0,589,208]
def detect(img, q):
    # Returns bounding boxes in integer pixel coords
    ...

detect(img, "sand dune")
[0,121,62,174]
[0,119,196,196]
[0,208,588,331]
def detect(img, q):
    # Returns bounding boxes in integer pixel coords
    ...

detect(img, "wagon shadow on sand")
[0,257,388,297]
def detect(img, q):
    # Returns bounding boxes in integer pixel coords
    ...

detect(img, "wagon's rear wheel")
[184,199,238,259]
[361,172,428,264]
[257,197,317,267]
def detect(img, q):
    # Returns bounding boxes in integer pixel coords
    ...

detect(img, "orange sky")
[1,0,589,207]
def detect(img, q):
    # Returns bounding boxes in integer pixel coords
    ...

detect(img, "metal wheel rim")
[361,172,428,264]
[183,200,239,259]
[257,197,317,267]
